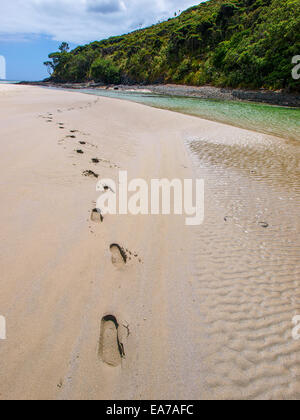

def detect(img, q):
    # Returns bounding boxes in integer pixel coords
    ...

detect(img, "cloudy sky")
[0,0,202,80]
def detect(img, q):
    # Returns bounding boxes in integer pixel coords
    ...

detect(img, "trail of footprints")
[40,108,141,371]
[40,111,118,172]
[98,245,141,367]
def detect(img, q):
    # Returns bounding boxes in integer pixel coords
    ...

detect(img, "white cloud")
[87,0,126,14]
[0,0,202,44]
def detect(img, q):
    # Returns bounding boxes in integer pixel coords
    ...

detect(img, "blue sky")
[0,0,202,81]
[0,36,76,81]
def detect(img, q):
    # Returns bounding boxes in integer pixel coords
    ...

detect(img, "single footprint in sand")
[91,208,103,223]
[110,244,127,267]
[83,170,99,179]
[99,315,124,367]
[259,221,269,228]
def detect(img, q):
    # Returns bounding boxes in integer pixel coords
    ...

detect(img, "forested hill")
[46,0,300,91]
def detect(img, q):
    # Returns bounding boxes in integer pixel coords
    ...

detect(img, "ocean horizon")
[0,80,20,84]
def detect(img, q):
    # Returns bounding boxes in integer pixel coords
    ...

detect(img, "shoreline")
[20,81,300,108]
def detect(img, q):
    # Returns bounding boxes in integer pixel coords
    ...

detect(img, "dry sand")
[0,84,299,400]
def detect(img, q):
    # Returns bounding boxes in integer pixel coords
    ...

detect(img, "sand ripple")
[187,132,300,400]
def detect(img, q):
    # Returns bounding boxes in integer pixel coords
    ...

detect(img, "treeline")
[45,0,300,91]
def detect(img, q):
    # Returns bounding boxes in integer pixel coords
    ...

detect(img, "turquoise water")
[0,80,19,84]
[80,88,300,142]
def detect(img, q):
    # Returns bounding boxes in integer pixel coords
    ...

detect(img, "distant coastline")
[19,81,300,108]
[0,80,20,84]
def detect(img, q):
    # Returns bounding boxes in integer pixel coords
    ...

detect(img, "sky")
[0,0,202,81]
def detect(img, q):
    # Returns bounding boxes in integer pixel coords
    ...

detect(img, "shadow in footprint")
[259,222,269,228]
[110,244,127,268]
[99,315,124,367]
[83,170,99,179]
[91,208,103,223]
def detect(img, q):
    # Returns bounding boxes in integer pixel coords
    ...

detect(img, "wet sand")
[0,84,299,400]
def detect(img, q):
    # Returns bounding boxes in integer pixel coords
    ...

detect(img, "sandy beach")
[0,84,299,400]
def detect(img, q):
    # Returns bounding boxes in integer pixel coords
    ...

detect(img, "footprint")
[110,244,127,267]
[259,222,269,228]
[98,183,115,193]
[76,149,84,154]
[91,208,103,223]
[83,170,99,179]
[99,315,124,367]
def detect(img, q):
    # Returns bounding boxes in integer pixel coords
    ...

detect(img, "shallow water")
[79,88,300,142]
[0,80,19,84]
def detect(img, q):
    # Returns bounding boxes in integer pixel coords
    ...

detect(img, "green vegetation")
[90,58,121,84]
[45,0,300,91]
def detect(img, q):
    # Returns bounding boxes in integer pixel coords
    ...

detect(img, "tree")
[59,42,70,53]
[43,61,54,76]
[44,43,72,81]
[90,58,121,84]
